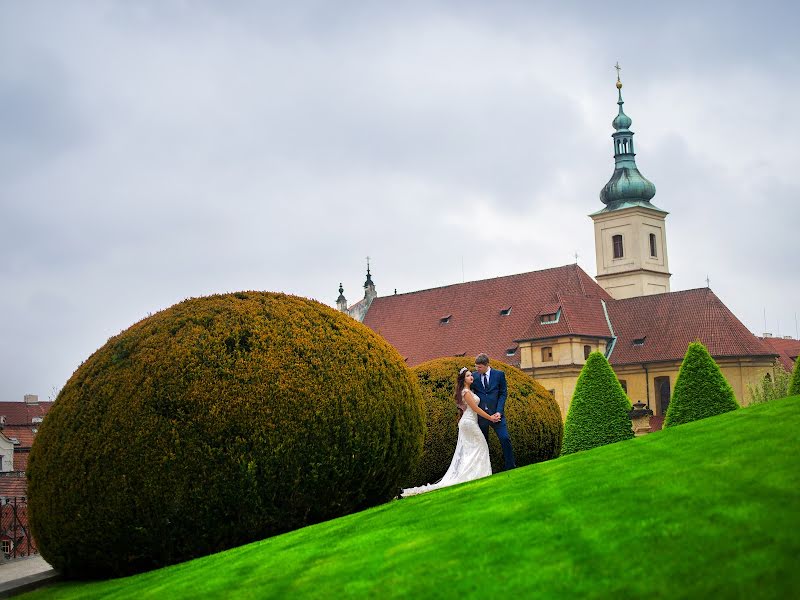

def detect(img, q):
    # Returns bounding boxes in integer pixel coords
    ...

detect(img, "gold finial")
[614,62,622,89]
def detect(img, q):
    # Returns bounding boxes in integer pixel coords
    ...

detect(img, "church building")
[337,75,780,422]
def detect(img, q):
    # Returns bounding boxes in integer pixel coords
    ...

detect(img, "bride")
[401,367,501,497]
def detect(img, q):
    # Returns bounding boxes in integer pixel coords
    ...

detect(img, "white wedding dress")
[402,389,492,497]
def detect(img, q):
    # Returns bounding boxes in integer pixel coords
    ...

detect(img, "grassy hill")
[25,396,800,599]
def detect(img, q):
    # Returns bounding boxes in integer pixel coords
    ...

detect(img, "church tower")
[590,68,671,299]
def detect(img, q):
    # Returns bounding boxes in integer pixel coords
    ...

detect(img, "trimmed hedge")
[664,341,739,427]
[28,292,424,578]
[562,352,634,455]
[405,357,562,487]
[789,356,800,396]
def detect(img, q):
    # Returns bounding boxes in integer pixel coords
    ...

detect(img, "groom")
[472,353,516,470]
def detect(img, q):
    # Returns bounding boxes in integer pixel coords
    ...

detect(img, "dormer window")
[506,347,517,357]
[540,309,561,324]
[455,352,466,357]
[633,337,646,346]
[500,307,512,316]
[31,417,43,424]
[440,315,451,325]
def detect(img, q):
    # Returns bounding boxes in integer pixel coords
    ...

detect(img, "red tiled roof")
[0,474,27,498]
[12,452,29,472]
[517,293,613,342]
[3,427,36,449]
[759,336,800,372]
[0,401,54,426]
[606,288,776,366]
[363,264,611,366]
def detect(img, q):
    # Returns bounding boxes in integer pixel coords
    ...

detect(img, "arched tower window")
[612,234,624,259]
[649,233,657,257]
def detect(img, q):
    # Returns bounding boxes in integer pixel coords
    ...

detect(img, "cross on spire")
[706,275,711,288]
[574,251,579,264]
[614,61,622,81]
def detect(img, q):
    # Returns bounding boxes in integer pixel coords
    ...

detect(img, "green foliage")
[747,368,791,404]
[562,352,633,455]
[790,356,800,396]
[27,292,424,579]
[664,341,739,427]
[405,357,562,487]
[30,397,800,600]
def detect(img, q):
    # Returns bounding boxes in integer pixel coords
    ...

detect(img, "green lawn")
[25,396,800,599]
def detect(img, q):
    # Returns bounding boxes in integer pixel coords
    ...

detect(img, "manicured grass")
[25,397,800,599]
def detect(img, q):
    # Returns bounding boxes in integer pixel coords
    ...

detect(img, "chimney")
[784,335,794,340]
[24,394,39,405]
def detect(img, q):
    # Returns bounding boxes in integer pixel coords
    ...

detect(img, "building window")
[540,308,561,324]
[618,379,628,394]
[649,233,657,257]
[500,307,512,316]
[542,346,553,362]
[655,376,671,415]
[612,234,624,259]
[583,345,592,359]
[506,347,517,357]
[633,337,646,346]
[440,315,451,325]
[1,540,11,556]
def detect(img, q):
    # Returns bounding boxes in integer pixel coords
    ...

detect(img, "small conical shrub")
[664,341,739,427]
[789,356,800,396]
[562,352,633,455]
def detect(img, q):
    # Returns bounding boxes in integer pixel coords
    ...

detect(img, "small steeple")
[599,65,657,208]
[363,256,377,303]
[336,283,348,312]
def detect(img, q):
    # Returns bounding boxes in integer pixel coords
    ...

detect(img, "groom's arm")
[497,371,508,414]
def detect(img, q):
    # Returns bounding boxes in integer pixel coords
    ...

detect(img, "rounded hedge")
[404,357,562,487]
[664,341,739,427]
[28,292,424,578]
[562,352,634,455]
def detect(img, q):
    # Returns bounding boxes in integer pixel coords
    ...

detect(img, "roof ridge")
[371,263,588,300]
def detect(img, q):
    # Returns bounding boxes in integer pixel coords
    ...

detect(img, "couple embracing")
[401,353,516,497]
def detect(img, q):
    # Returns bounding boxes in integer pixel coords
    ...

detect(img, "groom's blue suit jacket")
[471,368,508,416]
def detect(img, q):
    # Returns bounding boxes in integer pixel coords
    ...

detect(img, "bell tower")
[590,66,671,299]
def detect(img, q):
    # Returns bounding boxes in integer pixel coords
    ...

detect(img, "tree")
[562,352,633,455]
[747,368,790,404]
[789,355,800,396]
[664,341,738,427]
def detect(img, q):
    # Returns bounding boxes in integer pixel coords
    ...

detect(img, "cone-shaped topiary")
[405,357,562,487]
[28,292,424,578]
[562,352,634,455]
[789,356,800,396]
[664,341,739,427]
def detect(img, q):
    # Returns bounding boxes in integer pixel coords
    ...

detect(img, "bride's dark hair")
[454,368,469,418]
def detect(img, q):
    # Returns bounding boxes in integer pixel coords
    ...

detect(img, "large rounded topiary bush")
[28,292,424,578]
[562,352,634,455]
[664,341,739,427]
[404,357,562,487]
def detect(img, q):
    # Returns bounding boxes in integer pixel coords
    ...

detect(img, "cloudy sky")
[2,1,798,401]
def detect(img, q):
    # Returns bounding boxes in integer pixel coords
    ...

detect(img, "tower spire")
[599,64,657,208]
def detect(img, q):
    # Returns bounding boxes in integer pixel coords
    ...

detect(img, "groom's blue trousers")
[478,417,516,470]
